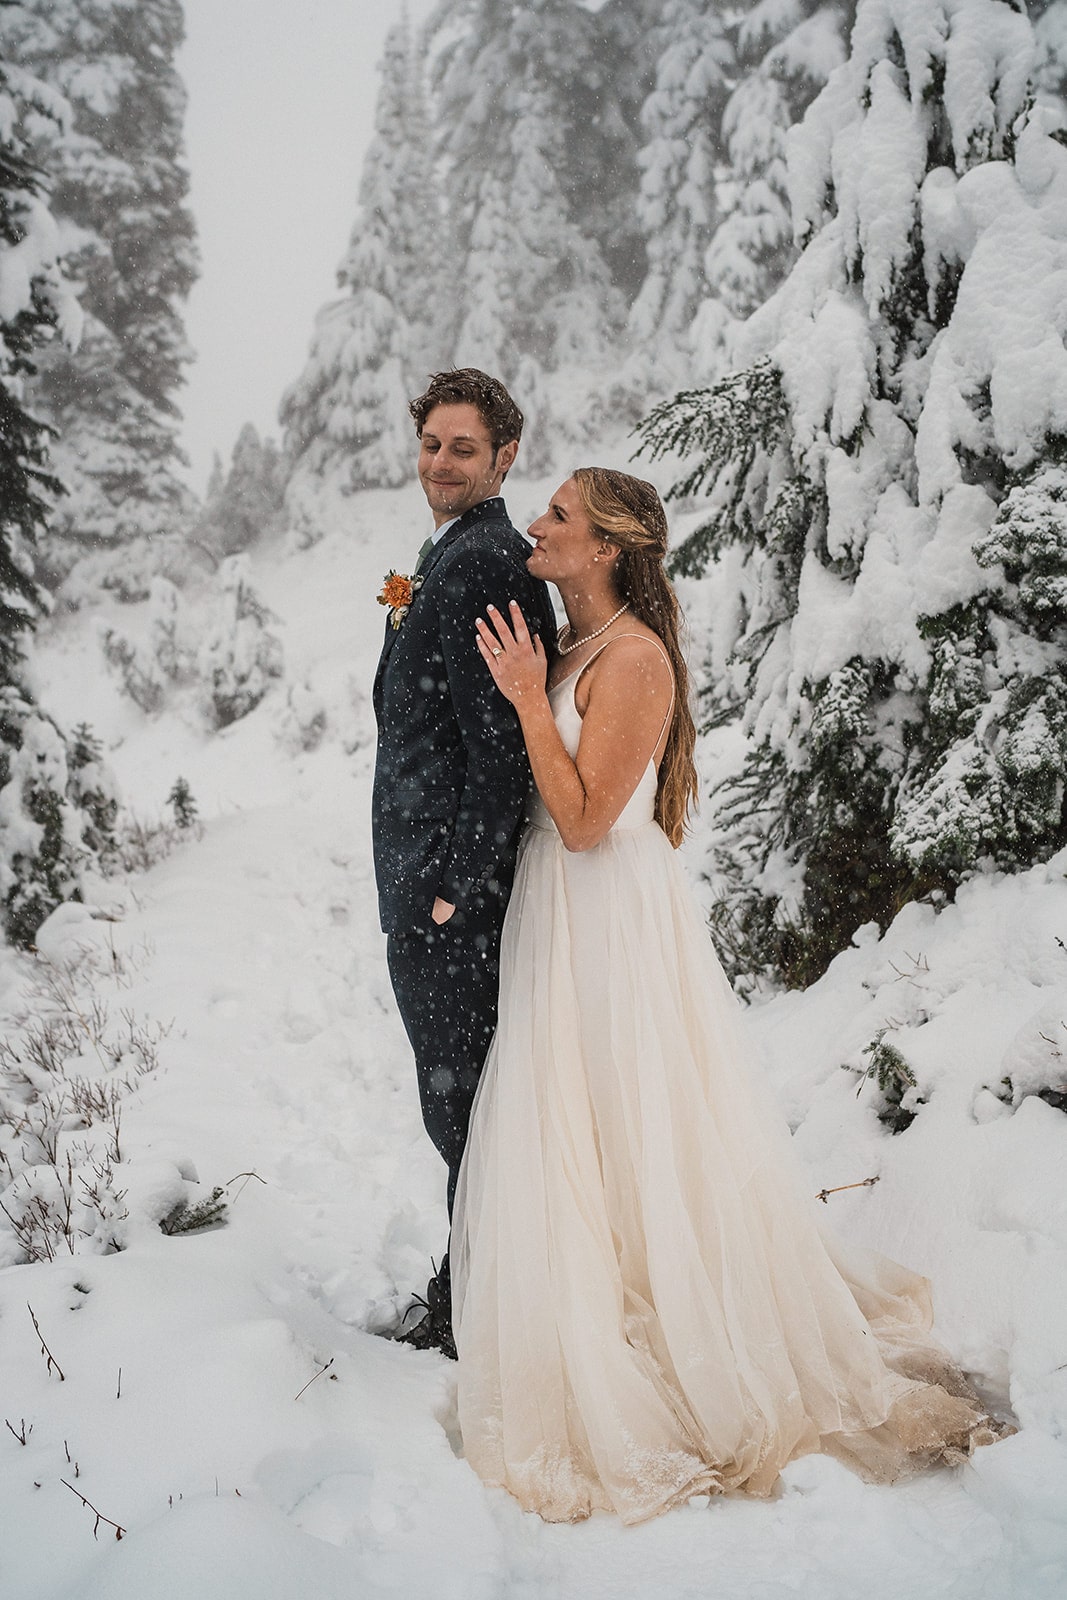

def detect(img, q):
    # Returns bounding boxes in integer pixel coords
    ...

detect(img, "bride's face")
[526,479,608,584]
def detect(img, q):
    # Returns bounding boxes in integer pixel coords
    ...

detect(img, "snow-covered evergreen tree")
[195,424,284,559]
[627,0,736,382]
[430,0,628,442]
[281,16,431,493]
[4,0,198,578]
[698,1,853,371]
[0,42,116,947]
[0,48,72,672]
[390,16,444,381]
[640,0,1067,986]
[1,714,89,945]
[101,575,190,714]
[101,555,284,730]
[67,721,118,861]
[198,556,284,730]
[577,0,662,308]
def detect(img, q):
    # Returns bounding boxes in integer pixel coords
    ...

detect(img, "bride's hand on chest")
[475,602,548,704]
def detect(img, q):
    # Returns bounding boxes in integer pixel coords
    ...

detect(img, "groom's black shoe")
[395,1269,457,1361]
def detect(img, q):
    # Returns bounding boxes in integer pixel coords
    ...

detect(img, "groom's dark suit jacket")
[372,496,557,935]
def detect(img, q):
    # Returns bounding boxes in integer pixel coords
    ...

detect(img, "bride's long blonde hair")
[571,468,698,847]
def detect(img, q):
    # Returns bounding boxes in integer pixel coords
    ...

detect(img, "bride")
[454,467,1000,1525]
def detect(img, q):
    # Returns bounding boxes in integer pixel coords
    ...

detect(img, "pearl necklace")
[558,604,630,656]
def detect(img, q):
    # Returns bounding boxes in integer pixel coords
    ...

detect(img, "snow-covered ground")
[3,479,1066,1599]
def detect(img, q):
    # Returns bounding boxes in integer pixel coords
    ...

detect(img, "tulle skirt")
[452,821,996,1525]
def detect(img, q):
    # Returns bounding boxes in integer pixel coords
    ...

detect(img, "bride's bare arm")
[475,602,672,852]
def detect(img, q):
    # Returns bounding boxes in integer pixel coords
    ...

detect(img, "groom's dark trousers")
[372,497,556,1259]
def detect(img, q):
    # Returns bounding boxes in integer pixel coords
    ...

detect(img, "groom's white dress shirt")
[432,515,461,545]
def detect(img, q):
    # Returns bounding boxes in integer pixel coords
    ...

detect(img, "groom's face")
[417,403,518,527]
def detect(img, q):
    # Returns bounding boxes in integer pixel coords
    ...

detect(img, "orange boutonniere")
[377,569,424,630]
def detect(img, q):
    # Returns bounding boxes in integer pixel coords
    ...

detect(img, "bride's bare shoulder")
[592,625,672,674]
[575,627,673,713]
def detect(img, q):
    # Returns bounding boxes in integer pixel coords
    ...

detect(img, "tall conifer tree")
[194,424,284,558]
[0,39,115,946]
[639,0,1067,986]
[699,2,854,369]
[4,0,198,576]
[281,15,434,491]
[431,0,629,438]
[627,0,736,379]
[0,45,75,666]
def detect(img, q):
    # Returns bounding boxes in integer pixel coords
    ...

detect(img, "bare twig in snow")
[815,1176,880,1204]
[294,1357,335,1401]
[61,1478,125,1540]
[27,1304,65,1380]
[225,1170,267,1203]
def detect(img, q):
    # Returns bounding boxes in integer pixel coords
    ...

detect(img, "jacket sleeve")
[433,543,536,907]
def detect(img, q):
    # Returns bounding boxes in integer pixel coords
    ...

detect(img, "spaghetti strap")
[573,633,675,746]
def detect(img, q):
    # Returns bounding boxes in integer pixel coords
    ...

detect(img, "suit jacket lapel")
[416,497,505,583]
[373,499,507,697]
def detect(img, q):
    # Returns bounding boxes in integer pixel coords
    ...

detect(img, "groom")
[372,368,556,1357]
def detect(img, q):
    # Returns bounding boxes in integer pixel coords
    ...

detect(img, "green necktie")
[415,536,434,572]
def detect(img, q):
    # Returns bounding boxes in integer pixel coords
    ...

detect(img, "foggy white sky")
[177,1,427,494]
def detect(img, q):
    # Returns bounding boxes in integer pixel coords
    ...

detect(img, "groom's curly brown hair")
[409,368,524,453]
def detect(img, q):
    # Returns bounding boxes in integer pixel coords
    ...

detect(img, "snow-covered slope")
[2,479,1066,1600]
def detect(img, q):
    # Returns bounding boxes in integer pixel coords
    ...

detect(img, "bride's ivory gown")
[452,640,998,1525]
